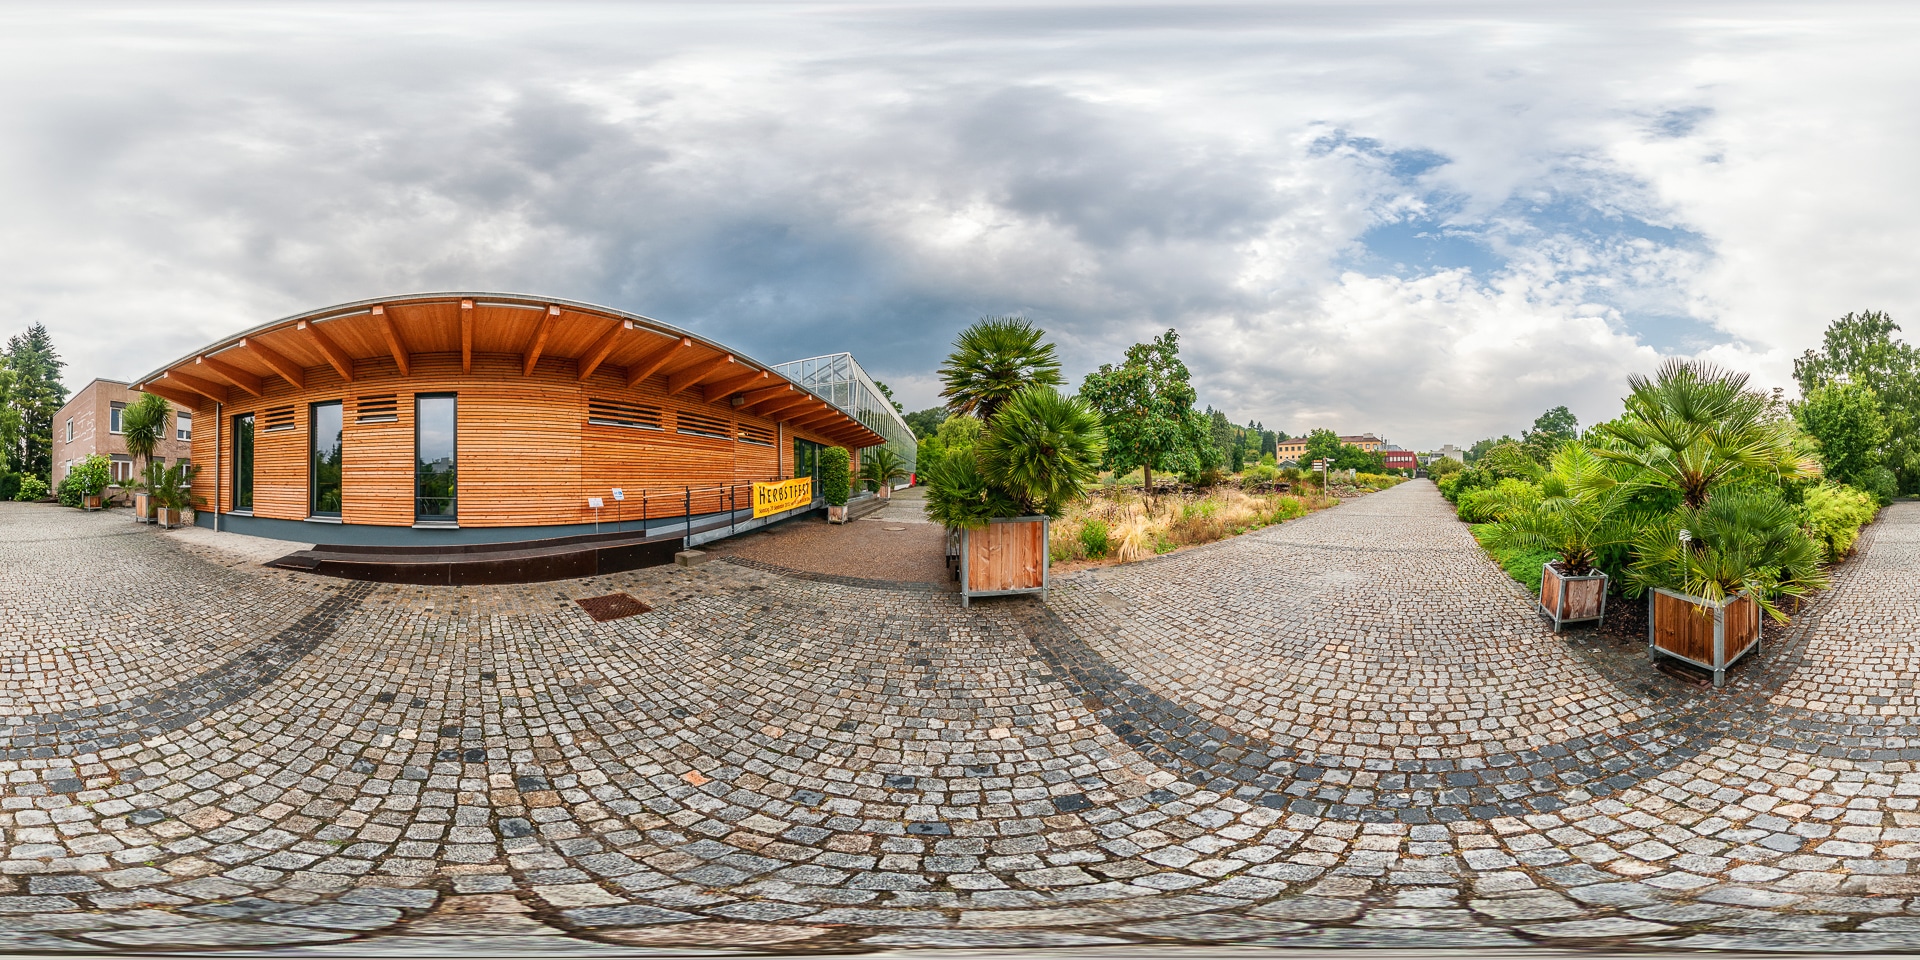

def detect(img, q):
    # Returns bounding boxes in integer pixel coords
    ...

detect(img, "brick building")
[51,379,195,490]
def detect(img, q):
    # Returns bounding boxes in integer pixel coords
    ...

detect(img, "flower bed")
[1048,486,1338,567]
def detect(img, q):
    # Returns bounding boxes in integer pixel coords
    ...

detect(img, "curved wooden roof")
[132,293,885,448]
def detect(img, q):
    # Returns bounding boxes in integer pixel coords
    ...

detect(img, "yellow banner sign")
[753,477,813,518]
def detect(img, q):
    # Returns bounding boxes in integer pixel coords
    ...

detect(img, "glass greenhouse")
[771,352,916,476]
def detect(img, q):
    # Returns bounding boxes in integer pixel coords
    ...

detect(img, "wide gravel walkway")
[1,481,1917,954]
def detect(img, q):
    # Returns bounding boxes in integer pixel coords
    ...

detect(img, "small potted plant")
[822,446,852,523]
[69,454,113,511]
[859,447,909,500]
[1484,445,1630,632]
[151,460,200,529]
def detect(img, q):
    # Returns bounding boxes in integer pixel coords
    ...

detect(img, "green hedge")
[821,447,851,507]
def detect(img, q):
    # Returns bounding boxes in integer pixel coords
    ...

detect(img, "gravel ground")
[704,487,953,587]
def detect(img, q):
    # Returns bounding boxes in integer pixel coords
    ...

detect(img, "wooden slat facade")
[145,294,883,532]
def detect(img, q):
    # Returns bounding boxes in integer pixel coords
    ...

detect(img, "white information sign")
[587,497,604,509]
[611,488,625,501]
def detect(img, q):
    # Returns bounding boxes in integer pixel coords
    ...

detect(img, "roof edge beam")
[460,299,474,374]
[296,319,355,382]
[373,305,410,377]
[138,381,207,410]
[196,354,264,396]
[665,353,733,395]
[703,368,768,404]
[624,336,693,388]
[237,337,304,388]
[577,319,632,381]
[158,369,231,405]
[523,305,560,376]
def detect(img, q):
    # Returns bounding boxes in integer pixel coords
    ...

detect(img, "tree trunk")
[1143,464,1153,503]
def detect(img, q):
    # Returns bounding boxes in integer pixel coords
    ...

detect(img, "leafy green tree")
[938,316,1064,421]
[1079,330,1212,494]
[1794,382,1888,490]
[4,324,66,481]
[903,406,948,439]
[1466,435,1515,465]
[1207,408,1234,466]
[1333,445,1385,472]
[1301,428,1343,468]
[872,381,904,415]
[1795,310,1920,493]
[1522,405,1579,463]
[1590,360,1810,510]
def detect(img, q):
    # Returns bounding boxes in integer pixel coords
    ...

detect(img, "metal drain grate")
[575,592,653,622]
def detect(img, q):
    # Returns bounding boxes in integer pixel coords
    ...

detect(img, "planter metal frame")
[1648,586,1761,688]
[1540,562,1608,633]
[960,515,1050,608]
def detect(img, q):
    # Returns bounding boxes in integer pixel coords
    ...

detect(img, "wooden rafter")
[755,393,817,419]
[237,337,304,388]
[138,381,205,410]
[296,319,355,382]
[577,319,632,381]
[460,299,474,374]
[160,369,230,405]
[523,305,560,376]
[196,354,264,396]
[624,336,692,388]
[666,353,733,395]
[703,368,768,404]
[737,383,792,409]
[372,305,410,376]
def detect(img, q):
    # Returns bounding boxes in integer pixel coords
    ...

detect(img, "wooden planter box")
[133,492,156,523]
[1540,562,1607,632]
[83,494,103,511]
[827,504,848,524]
[157,507,183,529]
[960,516,1049,607]
[1649,587,1761,687]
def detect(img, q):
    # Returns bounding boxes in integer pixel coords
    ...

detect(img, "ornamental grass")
[1048,487,1337,564]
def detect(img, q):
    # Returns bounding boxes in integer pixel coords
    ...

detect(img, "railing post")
[686,486,692,538]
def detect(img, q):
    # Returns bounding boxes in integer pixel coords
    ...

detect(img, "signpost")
[587,496,604,532]
[1312,458,1328,488]
[611,487,625,532]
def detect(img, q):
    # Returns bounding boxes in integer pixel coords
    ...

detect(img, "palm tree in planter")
[150,460,200,529]
[120,393,169,522]
[929,385,1105,605]
[858,447,909,499]
[1593,359,1814,508]
[1487,444,1633,631]
[1626,489,1826,686]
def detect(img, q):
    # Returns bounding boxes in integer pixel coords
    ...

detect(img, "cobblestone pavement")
[4,483,1920,955]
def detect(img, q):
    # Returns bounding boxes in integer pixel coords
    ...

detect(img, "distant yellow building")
[1276,433,1382,460]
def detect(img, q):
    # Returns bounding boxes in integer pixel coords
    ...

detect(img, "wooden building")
[132,293,883,546]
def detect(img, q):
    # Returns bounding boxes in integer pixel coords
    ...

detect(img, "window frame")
[232,413,255,513]
[177,410,192,441]
[109,402,125,435]
[413,393,457,523]
[310,401,344,519]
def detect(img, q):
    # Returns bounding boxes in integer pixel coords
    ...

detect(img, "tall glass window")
[232,413,254,512]
[792,438,822,488]
[415,395,456,521]
[311,401,343,517]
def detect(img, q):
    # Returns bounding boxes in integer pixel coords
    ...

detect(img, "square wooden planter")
[133,492,156,524]
[1540,562,1607,632]
[1648,587,1761,687]
[960,516,1049,607]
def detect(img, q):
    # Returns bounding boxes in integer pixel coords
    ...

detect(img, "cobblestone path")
[3,483,1920,954]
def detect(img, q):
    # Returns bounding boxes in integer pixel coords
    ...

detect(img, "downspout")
[214,402,222,533]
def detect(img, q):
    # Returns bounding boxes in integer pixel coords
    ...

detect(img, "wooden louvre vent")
[587,398,664,430]
[356,394,399,423]
[737,422,774,446]
[676,410,731,440]
[262,405,296,432]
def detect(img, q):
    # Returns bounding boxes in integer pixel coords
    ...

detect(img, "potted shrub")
[70,454,112,511]
[1627,489,1826,686]
[122,393,169,522]
[859,447,909,500]
[151,460,199,529]
[1486,444,1630,632]
[822,446,852,523]
[132,461,164,523]
[929,386,1105,606]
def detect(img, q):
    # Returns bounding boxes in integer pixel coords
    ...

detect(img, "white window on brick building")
[109,402,126,434]
[177,411,192,441]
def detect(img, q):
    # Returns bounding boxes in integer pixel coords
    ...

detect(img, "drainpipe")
[214,402,222,533]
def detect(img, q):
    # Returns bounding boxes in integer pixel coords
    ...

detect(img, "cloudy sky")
[2,1,1916,450]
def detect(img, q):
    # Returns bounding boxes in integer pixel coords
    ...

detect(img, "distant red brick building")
[1383,449,1418,471]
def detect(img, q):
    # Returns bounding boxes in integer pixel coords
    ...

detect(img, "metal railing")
[585,478,814,538]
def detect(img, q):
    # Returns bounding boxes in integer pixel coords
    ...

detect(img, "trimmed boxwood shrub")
[821,446,851,507]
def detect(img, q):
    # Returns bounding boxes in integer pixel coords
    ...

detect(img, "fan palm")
[979,386,1107,517]
[1626,488,1827,621]
[1590,359,1814,509]
[1485,443,1633,575]
[938,317,1064,421]
[858,447,909,493]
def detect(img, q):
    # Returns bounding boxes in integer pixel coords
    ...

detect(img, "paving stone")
[82,922,355,947]
[1519,917,1673,938]
[1117,915,1309,940]
[260,904,403,931]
